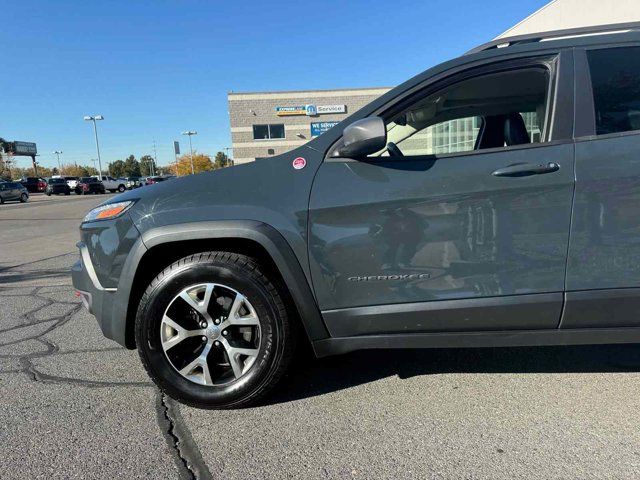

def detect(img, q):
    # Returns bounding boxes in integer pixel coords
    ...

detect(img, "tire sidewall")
[136,257,284,407]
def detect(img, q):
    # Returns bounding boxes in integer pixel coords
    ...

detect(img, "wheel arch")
[118,220,328,349]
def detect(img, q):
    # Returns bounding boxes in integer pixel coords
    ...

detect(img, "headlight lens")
[83,200,135,223]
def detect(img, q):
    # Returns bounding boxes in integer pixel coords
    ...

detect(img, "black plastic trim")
[322,293,563,338]
[313,327,640,358]
[561,288,640,329]
[138,220,329,342]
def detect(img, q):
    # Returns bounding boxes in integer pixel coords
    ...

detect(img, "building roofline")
[228,86,392,96]
[495,0,560,39]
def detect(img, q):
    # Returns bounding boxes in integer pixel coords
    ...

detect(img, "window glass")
[269,124,285,139]
[253,124,269,139]
[253,124,285,140]
[377,66,550,157]
[588,47,640,135]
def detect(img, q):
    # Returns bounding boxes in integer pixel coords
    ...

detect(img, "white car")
[93,176,126,193]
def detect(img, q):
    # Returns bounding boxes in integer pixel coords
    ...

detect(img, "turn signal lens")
[83,201,135,223]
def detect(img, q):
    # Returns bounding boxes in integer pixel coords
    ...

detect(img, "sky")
[0,0,548,170]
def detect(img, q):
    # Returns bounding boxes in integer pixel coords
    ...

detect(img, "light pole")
[53,150,63,174]
[182,131,197,175]
[84,115,104,177]
[224,147,233,166]
[90,158,98,173]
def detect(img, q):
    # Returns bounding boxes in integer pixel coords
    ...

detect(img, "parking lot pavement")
[2,197,640,479]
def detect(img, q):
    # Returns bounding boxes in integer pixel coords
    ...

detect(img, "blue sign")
[311,121,339,137]
[305,104,317,116]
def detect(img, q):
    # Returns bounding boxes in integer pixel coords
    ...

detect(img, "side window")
[587,46,640,135]
[377,66,551,157]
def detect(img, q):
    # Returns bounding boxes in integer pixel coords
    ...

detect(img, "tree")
[123,155,141,177]
[139,155,155,176]
[173,152,213,176]
[213,151,231,170]
[108,159,126,178]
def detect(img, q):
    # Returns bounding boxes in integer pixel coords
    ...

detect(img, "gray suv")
[73,23,640,409]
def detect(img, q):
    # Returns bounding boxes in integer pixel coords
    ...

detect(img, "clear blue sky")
[0,0,547,170]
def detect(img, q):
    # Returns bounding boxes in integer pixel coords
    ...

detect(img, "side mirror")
[338,117,387,158]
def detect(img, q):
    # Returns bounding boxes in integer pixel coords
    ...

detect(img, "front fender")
[110,220,329,348]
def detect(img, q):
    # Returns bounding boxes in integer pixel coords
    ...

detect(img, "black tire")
[19,193,28,203]
[117,185,125,193]
[0,195,4,204]
[45,191,51,196]
[135,252,296,409]
[65,190,70,196]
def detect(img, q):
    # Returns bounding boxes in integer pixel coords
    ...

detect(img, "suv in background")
[124,177,142,189]
[19,177,46,193]
[93,175,126,193]
[45,177,71,196]
[62,176,79,190]
[0,182,29,204]
[73,23,640,409]
[75,177,106,195]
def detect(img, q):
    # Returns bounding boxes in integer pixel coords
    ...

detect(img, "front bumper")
[71,242,118,341]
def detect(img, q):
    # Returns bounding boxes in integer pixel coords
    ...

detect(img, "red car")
[19,177,46,193]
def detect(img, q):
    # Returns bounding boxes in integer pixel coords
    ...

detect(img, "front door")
[309,55,575,337]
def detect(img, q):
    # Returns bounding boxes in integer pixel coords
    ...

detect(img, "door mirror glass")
[338,117,387,158]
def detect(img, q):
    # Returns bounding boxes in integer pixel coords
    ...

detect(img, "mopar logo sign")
[305,104,317,116]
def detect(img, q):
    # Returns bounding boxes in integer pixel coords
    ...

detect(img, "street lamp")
[181,131,197,175]
[53,150,63,173]
[84,115,104,177]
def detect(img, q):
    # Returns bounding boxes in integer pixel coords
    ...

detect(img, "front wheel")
[135,252,296,409]
[117,185,125,193]
[20,193,28,203]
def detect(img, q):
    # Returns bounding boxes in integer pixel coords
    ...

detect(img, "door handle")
[492,162,560,177]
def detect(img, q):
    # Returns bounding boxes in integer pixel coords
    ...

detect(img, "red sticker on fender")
[292,157,306,170]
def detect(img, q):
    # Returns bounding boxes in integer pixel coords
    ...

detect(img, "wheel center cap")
[205,324,221,340]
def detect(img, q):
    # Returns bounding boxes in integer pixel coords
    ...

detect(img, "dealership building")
[228,0,640,164]
[227,88,389,164]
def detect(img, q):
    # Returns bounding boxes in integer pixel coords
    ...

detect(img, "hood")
[115,147,324,235]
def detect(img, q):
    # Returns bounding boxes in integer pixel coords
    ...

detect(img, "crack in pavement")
[0,281,214,479]
[156,391,214,480]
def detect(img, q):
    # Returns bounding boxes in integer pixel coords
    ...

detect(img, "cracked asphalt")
[2,194,640,479]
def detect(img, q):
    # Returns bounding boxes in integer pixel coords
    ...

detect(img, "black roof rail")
[466,21,640,56]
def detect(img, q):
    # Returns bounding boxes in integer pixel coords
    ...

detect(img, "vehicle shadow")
[265,343,640,406]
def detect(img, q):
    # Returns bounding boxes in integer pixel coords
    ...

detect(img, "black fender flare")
[110,220,329,349]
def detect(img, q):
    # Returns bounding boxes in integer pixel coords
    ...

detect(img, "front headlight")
[83,200,135,223]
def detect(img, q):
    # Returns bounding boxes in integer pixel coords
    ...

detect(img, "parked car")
[0,181,29,204]
[93,175,126,193]
[45,177,71,196]
[73,24,640,409]
[63,176,79,190]
[75,177,106,195]
[124,177,142,189]
[19,177,46,193]
[144,176,173,186]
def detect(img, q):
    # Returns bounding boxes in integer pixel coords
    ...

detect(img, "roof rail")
[466,21,640,56]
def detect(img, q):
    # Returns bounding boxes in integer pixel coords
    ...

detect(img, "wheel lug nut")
[222,330,228,336]
[214,319,220,325]
[201,336,207,342]
[214,341,220,346]
[200,322,207,328]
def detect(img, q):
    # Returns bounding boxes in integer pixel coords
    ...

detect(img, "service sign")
[12,141,37,156]
[311,121,340,137]
[276,104,347,116]
[316,105,346,114]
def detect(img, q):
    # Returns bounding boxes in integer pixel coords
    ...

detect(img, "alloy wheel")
[160,283,261,386]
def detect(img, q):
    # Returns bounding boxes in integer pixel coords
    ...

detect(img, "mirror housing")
[337,117,387,158]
